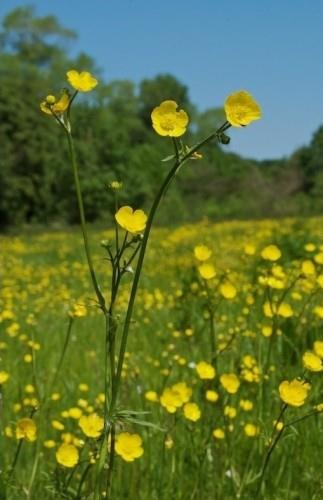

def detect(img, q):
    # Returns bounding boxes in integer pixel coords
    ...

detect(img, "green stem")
[65,131,106,312]
[109,128,224,414]
[256,404,287,497]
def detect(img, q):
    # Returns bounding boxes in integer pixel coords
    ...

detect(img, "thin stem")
[65,131,106,312]
[49,316,74,393]
[256,404,287,497]
[106,424,116,498]
[109,125,226,414]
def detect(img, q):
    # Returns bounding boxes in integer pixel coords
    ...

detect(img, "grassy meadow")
[2,217,323,499]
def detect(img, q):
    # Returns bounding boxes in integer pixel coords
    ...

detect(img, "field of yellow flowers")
[2,216,323,499]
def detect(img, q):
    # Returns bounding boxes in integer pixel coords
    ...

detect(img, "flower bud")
[46,95,56,105]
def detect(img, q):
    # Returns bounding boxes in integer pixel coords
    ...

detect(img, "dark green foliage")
[1,6,323,230]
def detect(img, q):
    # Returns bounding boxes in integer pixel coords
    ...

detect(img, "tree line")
[1,6,323,230]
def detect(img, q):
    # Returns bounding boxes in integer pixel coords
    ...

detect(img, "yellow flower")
[66,70,98,92]
[40,92,70,115]
[115,432,144,462]
[244,423,259,437]
[219,282,237,299]
[220,373,240,394]
[196,361,216,380]
[224,405,237,419]
[277,302,293,318]
[261,245,281,261]
[44,439,56,449]
[314,340,323,358]
[302,352,323,372]
[205,390,219,403]
[0,371,9,384]
[183,402,201,422]
[213,428,225,440]
[115,206,147,234]
[279,379,311,407]
[56,443,79,468]
[145,390,159,402]
[224,90,261,127]
[151,100,189,137]
[79,414,104,438]
[240,399,253,411]
[194,245,212,261]
[52,420,65,431]
[68,407,83,419]
[160,388,183,413]
[198,263,216,280]
[171,382,192,403]
[16,418,37,442]
[302,260,316,275]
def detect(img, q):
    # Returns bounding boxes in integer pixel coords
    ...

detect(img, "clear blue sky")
[1,0,323,160]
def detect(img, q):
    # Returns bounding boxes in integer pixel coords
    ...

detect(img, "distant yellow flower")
[66,70,98,92]
[198,263,216,280]
[0,371,9,384]
[79,414,104,438]
[171,382,192,403]
[220,373,240,394]
[302,260,315,276]
[160,388,183,413]
[244,423,259,437]
[279,379,311,407]
[261,245,281,261]
[219,282,237,299]
[115,432,144,462]
[183,402,201,422]
[145,390,159,402]
[52,420,64,431]
[213,428,225,439]
[224,90,261,127]
[40,92,70,116]
[115,206,147,233]
[44,439,56,449]
[302,352,323,372]
[68,407,83,419]
[151,100,189,137]
[240,399,253,411]
[224,405,237,419]
[56,443,79,468]
[205,390,219,403]
[196,361,216,380]
[194,245,212,261]
[16,418,37,442]
[277,302,293,318]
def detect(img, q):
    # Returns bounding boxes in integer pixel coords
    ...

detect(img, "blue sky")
[1,0,323,160]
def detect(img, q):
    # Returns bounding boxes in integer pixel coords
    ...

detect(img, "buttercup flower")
[40,92,70,116]
[224,90,261,127]
[244,423,259,437]
[213,428,225,439]
[79,413,104,438]
[261,245,282,261]
[115,432,144,462]
[160,388,183,413]
[0,371,9,384]
[115,206,147,233]
[198,263,216,280]
[56,443,79,467]
[196,361,216,380]
[66,70,98,92]
[302,352,323,372]
[151,100,189,137]
[16,418,37,441]
[279,379,311,407]
[183,402,201,422]
[220,373,240,394]
[219,282,237,299]
[194,245,212,261]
